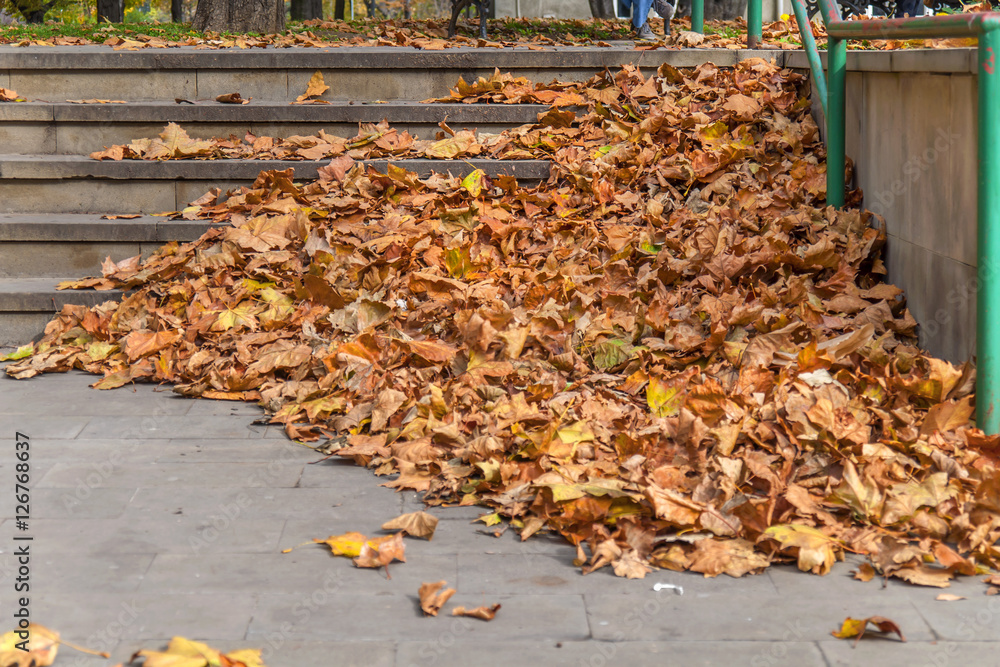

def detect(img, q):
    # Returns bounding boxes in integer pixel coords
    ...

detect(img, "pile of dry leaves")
[8,59,1000,586]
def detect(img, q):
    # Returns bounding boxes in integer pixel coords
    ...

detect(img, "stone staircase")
[0,44,781,346]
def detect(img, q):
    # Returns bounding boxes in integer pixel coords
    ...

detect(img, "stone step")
[0,278,126,346]
[0,101,548,155]
[0,155,551,214]
[0,214,215,279]
[0,45,782,102]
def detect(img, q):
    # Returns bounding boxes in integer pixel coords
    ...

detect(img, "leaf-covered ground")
[7,59,1000,587]
[0,16,978,51]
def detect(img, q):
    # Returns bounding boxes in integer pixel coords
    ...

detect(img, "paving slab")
[0,371,192,415]
[126,486,392,520]
[0,516,287,555]
[21,552,153,595]
[396,640,827,667]
[27,487,135,519]
[248,592,589,642]
[37,460,305,489]
[140,551,459,596]
[821,640,999,666]
[76,414,273,439]
[0,414,89,439]
[585,592,934,642]
[114,639,397,667]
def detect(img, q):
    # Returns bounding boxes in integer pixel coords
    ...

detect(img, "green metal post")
[977,26,1000,434]
[691,0,704,34]
[748,0,762,48]
[791,0,827,117]
[825,36,846,208]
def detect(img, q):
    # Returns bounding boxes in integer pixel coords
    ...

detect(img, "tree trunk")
[11,0,57,22]
[334,0,346,19]
[96,0,125,22]
[676,0,745,19]
[172,0,184,22]
[192,0,286,33]
[290,0,323,19]
[589,0,616,18]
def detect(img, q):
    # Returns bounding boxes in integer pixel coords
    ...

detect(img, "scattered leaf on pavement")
[382,511,439,540]
[452,604,501,621]
[832,616,906,646]
[418,581,457,616]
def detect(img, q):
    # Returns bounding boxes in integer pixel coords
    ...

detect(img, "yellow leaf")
[647,376,683,418]
[425,131,477,159]
[461,168,486,197]
[315,531,369,558]
[762,524,841,575]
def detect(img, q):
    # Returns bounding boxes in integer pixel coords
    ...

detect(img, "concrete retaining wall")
[788,49,978,363]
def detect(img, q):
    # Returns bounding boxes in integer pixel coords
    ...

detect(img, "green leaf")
[0,343,33,361]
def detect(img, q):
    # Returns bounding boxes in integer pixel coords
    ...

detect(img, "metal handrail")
[791,4,1000,434]
[687,0,762,48]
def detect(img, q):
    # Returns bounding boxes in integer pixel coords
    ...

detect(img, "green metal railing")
[688,0,762,48]
[791,2,1000,434]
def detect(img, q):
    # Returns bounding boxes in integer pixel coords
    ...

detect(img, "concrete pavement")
[1,370,998,666]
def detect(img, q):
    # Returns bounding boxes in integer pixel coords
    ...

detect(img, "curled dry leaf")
[382,511,439,540]
[129,636,265,667]
[216,92,249,104]
[418,580,457,616]
[452,604,501,621]
[353,531,407,575]
[832,616,906,647]
[853,563,876,582]
[0,87,24,102]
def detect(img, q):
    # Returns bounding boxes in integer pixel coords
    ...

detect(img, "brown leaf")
[382,511,439,540]
[216,92,249,104]
[296,70,330,102]
[452,604,501,621]
[418,581,457,616]
[354,531,407,574]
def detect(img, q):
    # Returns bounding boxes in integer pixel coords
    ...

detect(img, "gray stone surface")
[0,241,143,278]
[9,70,197,101]
[821,641,1000,667]
[0,179,176,213]
[0,122,55,153]
[0,370,996,663]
